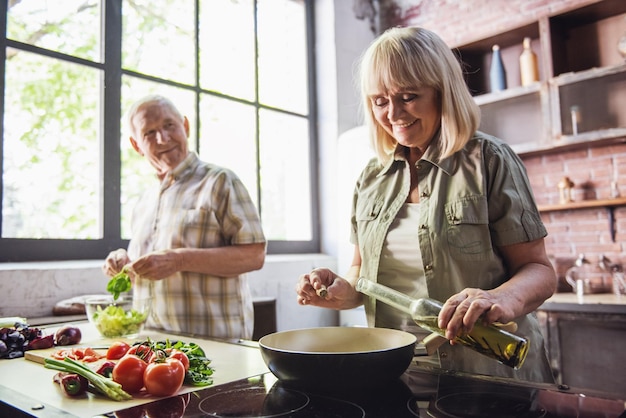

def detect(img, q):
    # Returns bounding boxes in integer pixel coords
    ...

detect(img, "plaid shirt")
[128,152,266,339]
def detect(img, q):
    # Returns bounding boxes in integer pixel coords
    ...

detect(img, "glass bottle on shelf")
[355,277,529,369]
[519,37,539,86]
[489,44,507,92]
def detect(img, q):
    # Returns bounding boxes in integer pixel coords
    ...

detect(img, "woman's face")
[370,85,441,152]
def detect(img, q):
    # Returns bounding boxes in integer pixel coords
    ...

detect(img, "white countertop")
[0,323,270,418]
[544,292,626,305]
[540,292,626,314]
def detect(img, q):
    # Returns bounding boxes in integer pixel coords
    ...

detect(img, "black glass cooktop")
[101,364,626,418]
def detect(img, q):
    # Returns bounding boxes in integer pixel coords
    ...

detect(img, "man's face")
[129,102,189,177]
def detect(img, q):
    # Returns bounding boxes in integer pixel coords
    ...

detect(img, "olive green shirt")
[351,131,553,383]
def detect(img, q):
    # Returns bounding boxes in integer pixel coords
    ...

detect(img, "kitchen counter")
[2,322,625,417]
[537,292,626,396]
[541,292,626,313]
[0,323,270,418]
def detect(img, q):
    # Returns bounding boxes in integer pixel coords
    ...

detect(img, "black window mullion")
[102,0,123,244]
[0,0,7,238]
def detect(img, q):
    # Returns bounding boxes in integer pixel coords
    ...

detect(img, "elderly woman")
[296,27,556,383]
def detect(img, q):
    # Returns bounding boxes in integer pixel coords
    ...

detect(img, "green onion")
[44,357,132,401]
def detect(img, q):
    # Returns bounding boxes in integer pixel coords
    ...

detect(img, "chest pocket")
[356,198,384,222]
[176,208,221,248]
[445,196,492,260]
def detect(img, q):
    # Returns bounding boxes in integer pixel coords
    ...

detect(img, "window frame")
[0,0,319,262]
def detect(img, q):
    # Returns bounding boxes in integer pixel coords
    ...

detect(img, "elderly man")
[103,94,266,339]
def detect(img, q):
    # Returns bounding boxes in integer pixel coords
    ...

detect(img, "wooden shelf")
[538,197,626,213]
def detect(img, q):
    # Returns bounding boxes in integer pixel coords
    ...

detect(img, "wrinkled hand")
[127,250,182,281]
[295,268,358,309]
[102,249,131,277]
[438,288,515,341]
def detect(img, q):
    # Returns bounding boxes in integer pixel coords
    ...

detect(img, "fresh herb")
[44,357,132,401]
[107,268,132,300]
[138,339,215,387]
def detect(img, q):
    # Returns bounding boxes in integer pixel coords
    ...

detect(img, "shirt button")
[425,264,433,271]
[420,191,429,198]
[440,352,448,358]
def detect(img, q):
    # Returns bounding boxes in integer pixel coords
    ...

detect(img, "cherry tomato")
[106,341,131,360]
[167,349,190,372]
[143,358,185,397]
[126,344,154,362]
[112,354,147,393]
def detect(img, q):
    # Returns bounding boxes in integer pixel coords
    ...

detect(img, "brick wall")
[395,0,626,266]
[525,144,626,262]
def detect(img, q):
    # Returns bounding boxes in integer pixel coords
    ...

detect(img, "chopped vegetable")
[107,268,132,300]
[91,304,148,338]
[53,372,88,397]
[27,334,55,350]
[95,361,116,378]
[52,347,106,362]
[44,357,132,401]
[0,322,49,359]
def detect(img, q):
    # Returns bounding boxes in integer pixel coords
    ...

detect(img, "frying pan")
[258,327,417,389]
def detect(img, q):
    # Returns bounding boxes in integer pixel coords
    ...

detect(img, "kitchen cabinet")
[454,0,626,155]
[537,293,626,397]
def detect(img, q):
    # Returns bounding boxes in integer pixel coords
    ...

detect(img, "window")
[0,0,318,262]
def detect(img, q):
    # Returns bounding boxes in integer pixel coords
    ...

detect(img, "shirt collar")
[378,129,457,176]
[161,152,199,186]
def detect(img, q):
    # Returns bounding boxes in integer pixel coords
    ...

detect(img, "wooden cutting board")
[24,346,109,364]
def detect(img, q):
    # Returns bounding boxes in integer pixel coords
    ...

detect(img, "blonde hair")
[126,94,184,138]
[358,26,480,163]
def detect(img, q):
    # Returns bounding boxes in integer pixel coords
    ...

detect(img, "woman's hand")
[438,288,514,341]
[438,238,556,342]
[295,268,362,310]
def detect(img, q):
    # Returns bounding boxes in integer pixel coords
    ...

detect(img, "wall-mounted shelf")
[538,196,626,213]
[538,196,626,242]
[454,0,626,155]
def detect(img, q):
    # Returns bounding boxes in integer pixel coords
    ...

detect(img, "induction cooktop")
[100,363,626,418]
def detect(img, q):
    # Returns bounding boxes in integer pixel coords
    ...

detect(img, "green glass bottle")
[356,277,529,369]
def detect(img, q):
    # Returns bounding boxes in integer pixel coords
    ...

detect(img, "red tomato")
[106,341,131,360]
[143,358,185,397]
[126,344,154,362]
[167,349,190,372]
[112,354,148,393]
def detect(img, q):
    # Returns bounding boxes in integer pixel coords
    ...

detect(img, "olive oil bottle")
[355,278,529,369]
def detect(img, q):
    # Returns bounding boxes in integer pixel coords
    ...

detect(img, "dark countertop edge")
[0,385,70,418]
